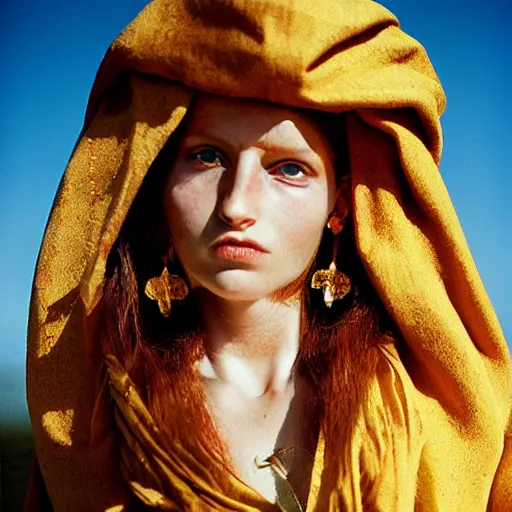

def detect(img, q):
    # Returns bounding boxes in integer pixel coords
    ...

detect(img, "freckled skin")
[163,93,341,504]
[164,94,337,301]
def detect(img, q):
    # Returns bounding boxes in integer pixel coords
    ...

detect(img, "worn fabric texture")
[26,0,511,510]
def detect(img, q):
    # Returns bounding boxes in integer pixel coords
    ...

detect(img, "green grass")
[1,423,35,512]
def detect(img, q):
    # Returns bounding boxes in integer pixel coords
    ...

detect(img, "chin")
[195,269,289,302]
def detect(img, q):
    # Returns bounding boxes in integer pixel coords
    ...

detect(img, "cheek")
[277,199,328,263]
[164,173,218,241]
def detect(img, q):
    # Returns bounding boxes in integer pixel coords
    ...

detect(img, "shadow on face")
[162,93,346,303]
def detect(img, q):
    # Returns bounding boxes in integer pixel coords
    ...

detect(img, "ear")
[329,173,351,231]
[166,241,175,264]
[336,173,351,213]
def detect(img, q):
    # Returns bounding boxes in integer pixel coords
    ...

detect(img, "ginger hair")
[100,110,398,501]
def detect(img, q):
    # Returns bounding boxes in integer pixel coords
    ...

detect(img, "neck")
[195,290,302,398]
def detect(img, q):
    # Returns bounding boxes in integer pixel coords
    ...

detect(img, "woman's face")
[164,94,337,302]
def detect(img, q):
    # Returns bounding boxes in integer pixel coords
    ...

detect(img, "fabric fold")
[26,1,510,510]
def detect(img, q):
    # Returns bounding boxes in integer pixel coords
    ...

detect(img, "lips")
[212,236,269,253]
[211,236,269,262]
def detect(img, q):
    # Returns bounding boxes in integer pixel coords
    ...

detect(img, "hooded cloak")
[26,0,511,510]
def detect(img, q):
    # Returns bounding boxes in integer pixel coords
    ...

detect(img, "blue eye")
[275,163,305,178]
[193,148,223,167]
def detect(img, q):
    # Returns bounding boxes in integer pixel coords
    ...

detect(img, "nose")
[217,151,261,230]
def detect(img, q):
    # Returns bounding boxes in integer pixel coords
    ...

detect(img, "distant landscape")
[1,367,34,511]
[1,423,34,511]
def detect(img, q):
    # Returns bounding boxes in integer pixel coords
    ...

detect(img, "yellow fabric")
[102,346,424,511]
[26,0,511,510]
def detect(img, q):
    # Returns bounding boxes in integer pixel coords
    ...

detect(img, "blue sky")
[0,0,510,425]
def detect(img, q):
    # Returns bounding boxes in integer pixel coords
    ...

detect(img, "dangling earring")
[144,246,189,318]
[311,211,351,308]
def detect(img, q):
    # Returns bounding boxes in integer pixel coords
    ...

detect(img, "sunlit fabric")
[26,0,511,510]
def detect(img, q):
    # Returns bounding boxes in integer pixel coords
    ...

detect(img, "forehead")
[183,93,334,157]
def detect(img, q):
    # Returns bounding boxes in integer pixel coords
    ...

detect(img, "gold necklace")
[254,447,303,512]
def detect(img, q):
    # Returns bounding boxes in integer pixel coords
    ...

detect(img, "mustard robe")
[26,0,511,510]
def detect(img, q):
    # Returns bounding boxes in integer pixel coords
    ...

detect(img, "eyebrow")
[182,131,319,158]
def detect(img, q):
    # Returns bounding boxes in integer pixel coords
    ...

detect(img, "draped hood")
[27,1,511,510]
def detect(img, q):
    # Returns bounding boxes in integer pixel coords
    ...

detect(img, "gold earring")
[144,248,188,318]
[311,212,351,308]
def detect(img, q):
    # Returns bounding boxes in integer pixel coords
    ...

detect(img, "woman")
[26,0,511,510]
